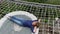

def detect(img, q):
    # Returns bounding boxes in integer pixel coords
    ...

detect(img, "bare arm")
[33,26,37,32]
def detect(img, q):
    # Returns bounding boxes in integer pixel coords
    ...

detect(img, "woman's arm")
[33,26,37,32]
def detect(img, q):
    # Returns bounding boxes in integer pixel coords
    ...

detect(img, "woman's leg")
[9,16,23,26]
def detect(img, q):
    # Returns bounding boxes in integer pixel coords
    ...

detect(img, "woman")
[8,16,41,33]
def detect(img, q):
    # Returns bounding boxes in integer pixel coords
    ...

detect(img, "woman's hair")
[37,19,41,28]
[34,21,40,28]
[36,22,40,28]
[33,19,41,28]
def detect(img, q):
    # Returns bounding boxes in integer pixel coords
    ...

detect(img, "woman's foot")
[7,16,11,19]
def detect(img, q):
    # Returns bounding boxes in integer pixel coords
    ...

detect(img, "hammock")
[0,11,39,34]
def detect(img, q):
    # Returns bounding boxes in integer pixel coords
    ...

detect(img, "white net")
[0,1,60,34]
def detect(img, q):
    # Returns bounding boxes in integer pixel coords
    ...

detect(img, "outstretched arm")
[33,26,37,33]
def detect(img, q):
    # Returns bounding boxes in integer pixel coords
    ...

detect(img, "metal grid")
[0,1,60,34]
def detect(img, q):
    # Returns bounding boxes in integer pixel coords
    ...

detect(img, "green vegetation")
[46,0,60,5]
[23,0,48,3]
[23,0,60,5]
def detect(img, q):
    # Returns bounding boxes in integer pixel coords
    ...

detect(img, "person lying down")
[8,16,41,33]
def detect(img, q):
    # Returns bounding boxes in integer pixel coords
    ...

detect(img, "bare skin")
[32,19,41,33]
[32,21,37,32]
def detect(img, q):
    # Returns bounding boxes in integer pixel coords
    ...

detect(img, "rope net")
[0,1,60,34]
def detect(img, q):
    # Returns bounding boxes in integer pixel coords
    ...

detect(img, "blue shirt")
[9,16,38,33]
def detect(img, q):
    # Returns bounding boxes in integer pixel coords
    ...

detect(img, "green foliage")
[46,0,60,5]
[24,0,48,3]
[23,0,60,5]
